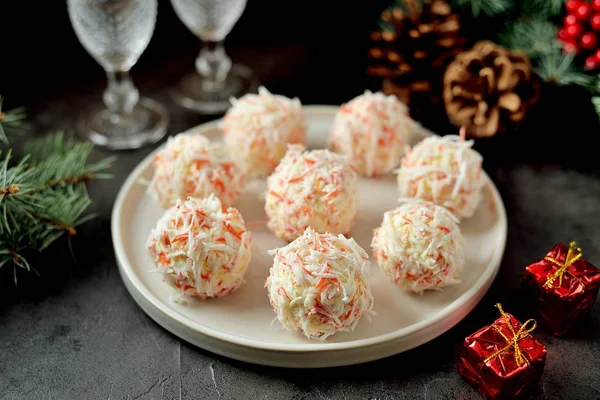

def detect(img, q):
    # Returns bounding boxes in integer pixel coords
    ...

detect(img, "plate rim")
[111,105,507,353]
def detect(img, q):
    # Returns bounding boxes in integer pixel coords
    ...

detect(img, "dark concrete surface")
[1,49,600,400]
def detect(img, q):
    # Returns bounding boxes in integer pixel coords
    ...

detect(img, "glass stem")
[195,41,232,92]
[103,70,139,121]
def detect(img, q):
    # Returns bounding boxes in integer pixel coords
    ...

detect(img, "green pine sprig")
[589,75,600,118]
[519,0,564,19]
[499,20,561,59]
[496,6,595,88]
[535,52,594,86]
[450,0,562,19]
[451,0,513,18]
[0,131,115,283]
[0,96,27,145]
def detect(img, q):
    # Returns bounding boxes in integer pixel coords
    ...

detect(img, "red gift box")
[524,241,600,336]
[458,304,546,399]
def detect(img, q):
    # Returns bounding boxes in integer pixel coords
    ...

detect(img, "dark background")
[2,0,599,169]
[1,2,600,399]
[1,0,390,106]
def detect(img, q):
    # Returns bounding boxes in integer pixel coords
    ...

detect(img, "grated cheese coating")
[371,199,465,293]
[265,144,359,243]
[221,86,306,178]
[266,228,375,340]
[396,135,485,219]
[329,90,415,177]
[146,195,252,298]
[149,134,245,209]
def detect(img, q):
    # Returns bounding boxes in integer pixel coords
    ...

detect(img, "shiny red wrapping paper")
[524,243,600,336]
[457,311,546,399]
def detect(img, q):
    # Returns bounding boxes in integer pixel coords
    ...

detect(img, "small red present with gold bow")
[524,241,600,336]
[457,304,546,400]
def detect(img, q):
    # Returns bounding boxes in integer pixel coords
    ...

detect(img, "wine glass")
[169,0,259,113]
[67,0,169,150]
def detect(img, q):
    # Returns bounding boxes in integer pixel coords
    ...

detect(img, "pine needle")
[451,0,513,18]
[0,96,27,145]
[592,97,600,117]
[499,20,561,59]
[535,52,594,86]
[589,75,600,118]
[520,0,563,19]
[23,131,78,162]
[591,74,600,94]
[376,0,425,27]
[0,132,115,283]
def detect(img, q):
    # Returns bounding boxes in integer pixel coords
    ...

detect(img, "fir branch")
[0,96,27,145]
[590,74,600,94]
[592,96,600,117]
[590,75,600,118]
[0,132,114,282]
[28,212,79,238]
[520,0,563,19]
[593,75,600,91]
[20,131,115,195]
[535,52,594,86]
[23,131,78,162]
[499,20,561,59]
[451,0,514,18]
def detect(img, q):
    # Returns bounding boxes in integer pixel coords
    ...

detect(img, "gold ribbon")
[543,241,584,289]
[483,303,537,367]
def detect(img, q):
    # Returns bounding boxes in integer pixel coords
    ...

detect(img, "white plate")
[112,105,507,368]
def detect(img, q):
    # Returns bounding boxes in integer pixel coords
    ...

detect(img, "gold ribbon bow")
[543,241,583,289]
[483,303,537,367]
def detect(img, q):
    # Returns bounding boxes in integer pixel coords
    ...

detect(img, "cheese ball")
[266,228,375,340]
[221,86,306,178]
[329,90,415,177]
[149,134,245,209]
[146,195,251,298]
[396,135,485,219]
[265,144,359,242]
[371,199,465,293]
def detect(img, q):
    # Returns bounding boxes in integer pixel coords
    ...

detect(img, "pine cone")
[443,41,539,138]
[367,0,466,121]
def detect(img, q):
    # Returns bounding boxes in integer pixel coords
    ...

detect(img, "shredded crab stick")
[329,90,416,177]
[266,228,375,340]
[264,144,359,242]
[148,134,246,209]
[371,199,465,293]
[221,86,306,178]
[395,134,485,219]
[146,195,252,299]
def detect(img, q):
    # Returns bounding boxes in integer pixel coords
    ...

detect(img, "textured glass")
[67,0,169,150]
[171,0,246,41]
[68,0,156,72]
[169,0,258,113]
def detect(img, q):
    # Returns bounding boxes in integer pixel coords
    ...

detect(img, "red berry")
[585,55,600,69]
[566,0,581,13]
[576,3,592,20]
[563,41,579,54]
[566,23,584,39]
[595,49,600,59]
[581,32,598,49]
[565,14,579,26]
[558,27,569,41]
[591,14,600,30]
[593,0,600,11]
